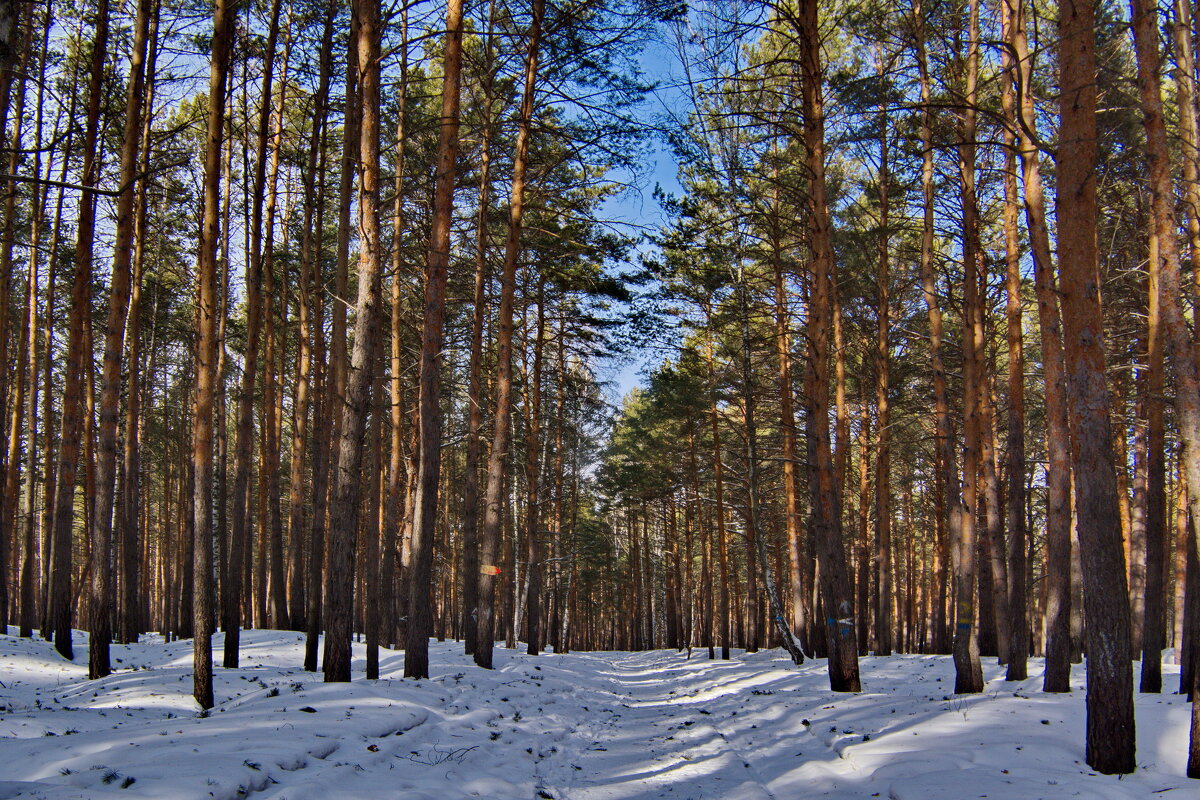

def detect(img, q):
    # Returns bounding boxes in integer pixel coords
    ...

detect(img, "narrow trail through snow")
[0,630,1193,799]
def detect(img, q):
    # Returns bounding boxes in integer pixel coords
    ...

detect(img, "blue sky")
[596,34,686,403]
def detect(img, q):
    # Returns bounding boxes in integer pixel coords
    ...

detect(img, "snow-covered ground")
[0,627,1192,799]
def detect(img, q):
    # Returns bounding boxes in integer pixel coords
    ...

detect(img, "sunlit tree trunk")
[524,281,546,655]
[999,0,1027,679]
[192,0,236,709]
[1005,0,1072,692]
[797,0,860,691]
[913,0,961,659]
[229,0,281,665]
[0,12,33,633]
[308,0,354,674]
[404,0,465,680]
[1124,0,1200,776]
[261,13,294,631]
[873,50,892,656]
[87,0,151,679]
[1059,0,1135,773]
[703,323,731,659]
[461,0,497,656]
[120,2,158,645]
[474,0,542,670]
[324,0,383,683]
[770,184,807,651]
[18,12,51,637]
[49,0,111,661]
[951,0,985,694]
[740,264,803,663]
[285,1,333,634]
[379,8,409,656]
[40,65,75,641]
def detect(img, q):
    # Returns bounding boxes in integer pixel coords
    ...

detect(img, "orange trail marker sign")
[480,565,501,575]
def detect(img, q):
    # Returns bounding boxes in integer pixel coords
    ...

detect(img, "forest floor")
[0,628,1192,799]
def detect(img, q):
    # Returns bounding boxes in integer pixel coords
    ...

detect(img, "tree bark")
[285,0,333,635]
[999,0,1028,679]
[87,0,151,679]
[1059,0,1136,773]
[18,15,51,637]
[1005,0,1072,692]
[404,0,465,680]
[704,324,731,659]
[324,0,383,684]
[120,2,158,645]
[261,13,294,631]
[308,0,355,674]
[913,0,963,660]
[474,0,543,670]
[797,0,860,691]
[49,0,111,661]
[524,281,546,656]
[228,0,282,667]
[952,0,985,694]
[873,51,892,657]
[770,179,807,652]
[1124,0,1200,777]
[740,263,803,663]
[461,0,497,657]
[192,0,236,709]
[0,10,32,634]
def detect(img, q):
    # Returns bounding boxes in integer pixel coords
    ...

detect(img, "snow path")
[0,628,1193,799]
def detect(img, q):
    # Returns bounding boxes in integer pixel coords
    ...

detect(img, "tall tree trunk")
[87,0,151,679]
[705,323,731,659]
[461,0,496,657]
[307,0,355,674]
[1125,1,1166,695]
[18,13,51,637]
[873,52,892,657]
[740,266,803,663]
[856,394,871,654]
[49,0,111,661]
[0,0,21,123]
[913,0,963,660]
[1005,0,1072,692]
[379,7,408,656]
[120,3,159,645]
[285,1,333,634]
[524,281,546,656]
[771,182,807,651]
[1139,270,1167,693]
[0,11,32,634]
[474,0,543,670]
[228,0,282,667]
[980,359,1010,662]
[261,14,294,631]
[547,326,566,654]
[365,362,385,678]
[1059,0,1136,773]
[1126,0,1200,778]
[192,0,236,709]
[1174,0,1200,296]
[40,77,74,640]
[797,0,860,692]
[21,4,57,642]
[1000,0,1028,679]
[952,0,985,694]
[324,0,383,683]
[404,0,465,680]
